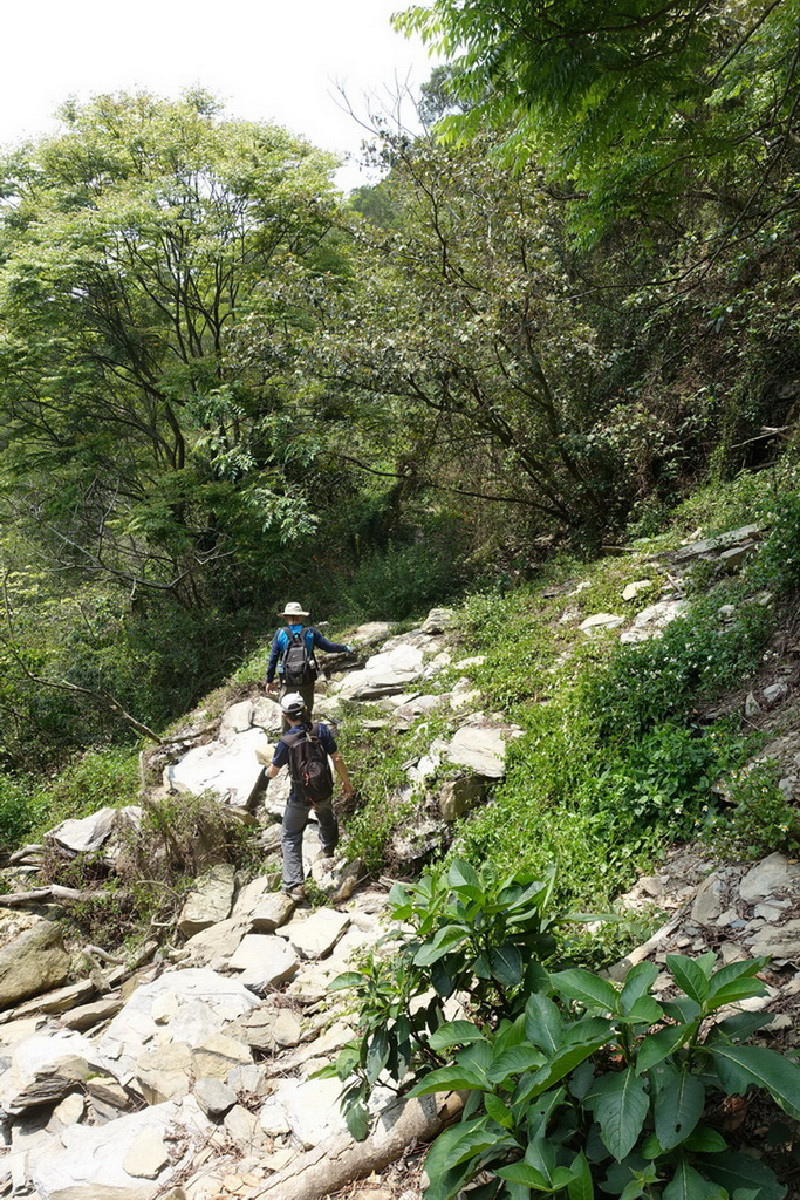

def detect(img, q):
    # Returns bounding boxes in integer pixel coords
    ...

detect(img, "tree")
[396,0,800,244]
[304,132,616,546]
[0,90,342,609]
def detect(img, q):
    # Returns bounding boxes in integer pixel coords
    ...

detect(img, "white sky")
[0,0,439,191]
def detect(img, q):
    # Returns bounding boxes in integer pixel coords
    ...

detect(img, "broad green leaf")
[636,1021,696,1074]
[414,925,466,967]
[653,1063,705,1150]
[567,1152,595,1200]
[461,1039,494,1079]
[552,969,620,1013]
[490,943,523,987]
[474,950,492,979]
[525,993,563,1054]
[516,1036,609,1104]
[492,1015,527,1055]
[662,997,701,1023]
[682,1126,727,1153]
[448,859,480,890]
[620,962,660,1013]
[345,1099,370,1141]
[710,1013,771,1042]
[663,1158,727,1200]
[422,1117,497,1179]
[709,1043,800,1119]
[409,1065,488,1095]
[705,976,768,1012]
[431,958,455,998]
[329,971,364,990]
[701,1150,786,1200]
[495,1161,550,1188]
[591,1068,649,1162]
[524,958,552,996]
[484,1091,514,1129]
[706,957,767,1007]
[366,1028,390,1084]
[488,1044,547,1083]
[619,994,663,1025]
[525,1133,556,1180]
[665,955,710,1005]
[428,1021,484,1051]
[523,1085,567,1141]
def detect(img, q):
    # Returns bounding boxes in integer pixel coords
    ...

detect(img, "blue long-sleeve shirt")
[265,623,350,683]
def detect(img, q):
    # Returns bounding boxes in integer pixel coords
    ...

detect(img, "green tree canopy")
[0,90,342,608]
[397,0,800,242]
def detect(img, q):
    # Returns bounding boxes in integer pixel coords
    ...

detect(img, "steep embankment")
[1,492,800,1198]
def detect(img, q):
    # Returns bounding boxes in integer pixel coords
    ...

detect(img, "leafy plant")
[411,954,799,1199]
[319,859,599,1138]
[704,758,800,861]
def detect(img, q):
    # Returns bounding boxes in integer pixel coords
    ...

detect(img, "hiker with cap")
[265,601,352,730]
[266,692,355,898]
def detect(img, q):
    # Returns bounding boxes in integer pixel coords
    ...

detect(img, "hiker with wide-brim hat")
[265,601,352,730]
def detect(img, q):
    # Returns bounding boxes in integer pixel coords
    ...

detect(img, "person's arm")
[266,763,281,779]
[331,751,354,799]
[312,628,352,655]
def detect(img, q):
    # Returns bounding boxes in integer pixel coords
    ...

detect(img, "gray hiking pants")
[281,792,339,889]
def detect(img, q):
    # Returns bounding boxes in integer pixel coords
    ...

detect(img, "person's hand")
[266,681,278,695]
[341,784,355,801]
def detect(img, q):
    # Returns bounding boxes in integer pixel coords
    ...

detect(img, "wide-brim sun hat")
[281,692,307,716]
[280,600,309,617]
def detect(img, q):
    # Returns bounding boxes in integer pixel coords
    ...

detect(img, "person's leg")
[281,793,309,889]
[313,798,339,856]
[300,681,316,720]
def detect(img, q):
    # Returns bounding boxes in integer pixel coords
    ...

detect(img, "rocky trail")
[1,524,799,1200]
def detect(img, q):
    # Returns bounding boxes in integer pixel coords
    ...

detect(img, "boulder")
[96,969,259,1085]
[334,643,425,701]
[226,934,299,991]
[0,920,71,1008]
[278,909,350,960]
[763,681,789,707]
[739,853,800,904]
[309,856,362,902]
[170,728,266,810]
[748,920,800,961]
[445,725,508,779]
[61,996,124,1032]
[350,621,396,646]
[182,918,249,967]
[178,864,236,937]
[580,613,625,631]
[421,608,455,634]
[449,678,481,712]
[620,599,688,644]
[194,1078,236,1119]
[29,1095,209,1200]
[231,878,294,932]
[622,579,652,602]
[438,775,487,822]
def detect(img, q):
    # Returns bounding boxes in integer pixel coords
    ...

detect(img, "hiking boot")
[282,883,306,901]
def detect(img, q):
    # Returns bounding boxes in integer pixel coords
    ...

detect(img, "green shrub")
[29,748,141,841]
[582,586,773,744]
[751,490,800,595]
[704,758,800,860]
[0,772,35,854]
[412,954,798,1200]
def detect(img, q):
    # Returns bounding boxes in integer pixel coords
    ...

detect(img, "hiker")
[264,601,352,729]
[266,692,355,898]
